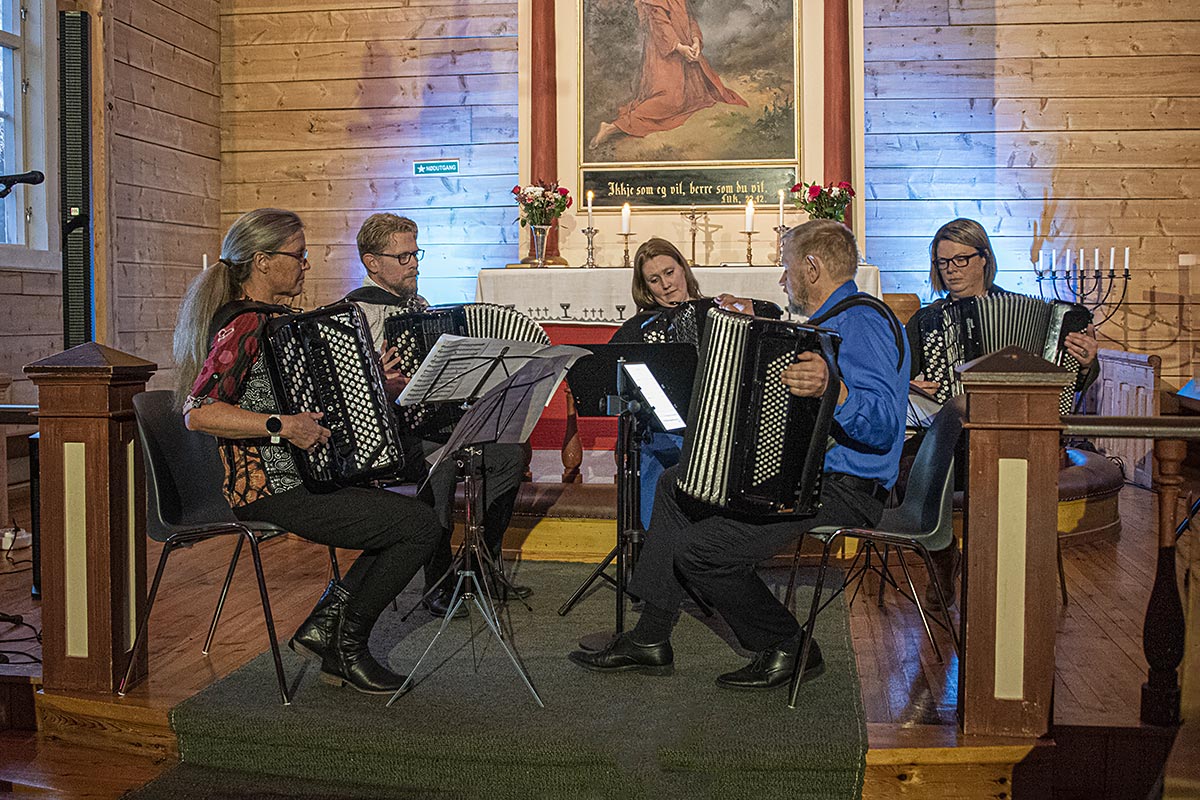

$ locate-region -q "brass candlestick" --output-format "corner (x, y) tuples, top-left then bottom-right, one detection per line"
(741, 231), (757, 266)
(582, 227), (598, 268)
(773, 224), (789, 267)
(619, 233), (635, 268)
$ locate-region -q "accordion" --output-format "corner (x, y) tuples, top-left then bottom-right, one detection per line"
(383, 303), (550, 435)
(622, 298), (784, 346)
(917, 294), (1092, 414)
(675, 308), (841, 518)
(264, 303), (405, 492)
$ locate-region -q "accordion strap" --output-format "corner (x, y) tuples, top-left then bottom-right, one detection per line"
(807, 293), (905, 372)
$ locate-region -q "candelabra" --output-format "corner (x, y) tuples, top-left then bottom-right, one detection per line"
(740, 231), (757, 267)
(679, 207), (707, 266)
(1034, 248), (1131, 326)
(618, 233), (635, 269)
(772, 224), (789, 267)
(582, 226), (598, 268)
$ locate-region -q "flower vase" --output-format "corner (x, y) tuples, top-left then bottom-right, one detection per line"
(529, 224), (551, 269)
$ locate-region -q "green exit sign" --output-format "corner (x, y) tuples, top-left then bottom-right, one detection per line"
(413, 159), (459, 176)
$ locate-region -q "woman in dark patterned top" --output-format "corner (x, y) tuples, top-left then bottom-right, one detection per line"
(907, 217), (1099, 397)
(174, 208), (440, 695)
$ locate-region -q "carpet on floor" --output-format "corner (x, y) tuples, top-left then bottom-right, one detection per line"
(141, 562), (865, 800)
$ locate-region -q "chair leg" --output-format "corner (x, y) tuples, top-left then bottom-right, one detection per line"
(917, 545), (960, 655)
(328, 546), (341, 582)
(245, 532), (290, 706)
(119, 543), (175, 696)
(203, 537), (245, 655)
(877, 544), (890, 608)
(896, 548), (943, 663)
(789, 535), (837, 709)
(783, 539), (803, 610)
(1057, 537), (1069, 606)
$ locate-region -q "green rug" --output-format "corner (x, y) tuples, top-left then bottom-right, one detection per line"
(151, 562), (865, 799)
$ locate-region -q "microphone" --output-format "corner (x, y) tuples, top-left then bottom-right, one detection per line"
(0, 170), (43, 198)
(0, 170), (44, 186)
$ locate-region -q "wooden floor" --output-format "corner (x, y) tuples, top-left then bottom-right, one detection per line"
(0, 481), (1179, 797)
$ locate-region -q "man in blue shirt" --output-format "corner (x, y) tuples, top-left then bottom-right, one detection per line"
(569, 219), (910, 690)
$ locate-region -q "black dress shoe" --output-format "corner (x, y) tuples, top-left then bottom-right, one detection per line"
(716, 640), (825, 690)
(423, 587), (468, 620)
(567, 633), (674, 676)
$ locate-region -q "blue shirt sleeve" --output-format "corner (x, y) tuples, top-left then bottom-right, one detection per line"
(830, 307), (905, 454)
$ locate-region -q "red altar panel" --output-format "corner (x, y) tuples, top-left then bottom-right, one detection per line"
(530, 322), (618, 451)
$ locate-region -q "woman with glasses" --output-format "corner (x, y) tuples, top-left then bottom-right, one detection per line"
(174, 207), (441, 695)
(903, 218), (1098, 610)
(907, 217), (1098, 397)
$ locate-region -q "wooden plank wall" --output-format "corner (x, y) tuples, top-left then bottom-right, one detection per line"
(863, 0), (1200, 386)
(0, 271), (60, 403)
(219, 1), (518, 309)
(110, 0), (222, 391)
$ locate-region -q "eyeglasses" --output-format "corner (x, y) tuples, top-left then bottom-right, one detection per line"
(265, 249), (308, 263)
(934, 251), (982, 271)
(373, 250), (424, 266)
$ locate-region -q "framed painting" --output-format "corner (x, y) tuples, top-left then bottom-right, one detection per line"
(579, 0), (799, 208)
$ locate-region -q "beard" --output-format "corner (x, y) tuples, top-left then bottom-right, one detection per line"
(785, 279), (808, 316)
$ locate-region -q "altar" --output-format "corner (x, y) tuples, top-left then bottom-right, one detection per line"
(475, 265), (882, 473)
(475, 265), (881, 325)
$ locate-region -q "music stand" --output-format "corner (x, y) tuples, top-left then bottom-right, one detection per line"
(556, 344), (699, 648)
(388, 340), (584, 708)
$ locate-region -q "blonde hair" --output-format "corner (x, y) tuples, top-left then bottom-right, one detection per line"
(173, 208), (304, 400)
(631, 237), (702, 311)
(928, 218), (997, 296)
(357, 213), (418, 260)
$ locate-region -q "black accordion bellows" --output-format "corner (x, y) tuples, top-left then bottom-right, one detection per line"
(264, 303), (405, 492)
(383, 303), (550, 436)
(918, 294), (1091, 413)
(675, 308), (841, 518)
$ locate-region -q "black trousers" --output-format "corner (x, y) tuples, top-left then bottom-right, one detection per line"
(422, 441), (524, 587)
(627, 466), (885, 652)
(235, 485), (440, 620)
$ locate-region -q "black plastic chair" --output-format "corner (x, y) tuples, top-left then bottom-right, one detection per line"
(119, 390), (336, 705)
(786, 399), (965, 708)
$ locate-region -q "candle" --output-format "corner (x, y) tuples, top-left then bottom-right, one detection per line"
(745, 198), (755, 232)
(203, 253), (208, 269)
(1109, 246), (1116, 277)
(1094, 247), (1101, 278)
(586, 190), (594, 229)
(1064, 247), (1071, 279)
(1124, 246), (1130, 277)
(1050, 249), (1056, 277)
(620, 202), (631, 234)
(1079, 249), (1084, 279)
(777, 189), (785, 227)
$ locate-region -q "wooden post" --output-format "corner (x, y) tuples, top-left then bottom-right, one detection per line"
(525, 0), (566, 264)
(0, 372), (11, 533)
(959, 347), (1072, 737)
(23, 343), (156, 694)
(1143, 438), (1187, 725)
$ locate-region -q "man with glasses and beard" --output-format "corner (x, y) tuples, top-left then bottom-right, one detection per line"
(345, 213), (529, 619)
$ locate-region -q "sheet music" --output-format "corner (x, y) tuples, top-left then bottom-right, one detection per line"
(398, 334), (588, 407)
(622, 362), (686, 431)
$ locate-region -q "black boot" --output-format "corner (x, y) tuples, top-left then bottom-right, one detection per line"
(320, 604), (407, 695)
(289, 580), (347, 663)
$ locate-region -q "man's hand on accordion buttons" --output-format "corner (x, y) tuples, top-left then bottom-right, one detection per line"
(911, 379), (940, 397)
(380, 345), (410, 401)
(285, 411), (331, 450)
(1064, 325), (1098, 367)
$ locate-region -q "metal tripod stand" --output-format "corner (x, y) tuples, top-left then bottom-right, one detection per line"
(388, 445), (543, 707)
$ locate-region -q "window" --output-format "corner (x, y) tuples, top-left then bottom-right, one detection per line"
(0, 0), (57, 265)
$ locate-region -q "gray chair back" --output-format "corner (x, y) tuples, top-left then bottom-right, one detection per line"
(879, 397), (965, 548)
(133, 390), (238, 540)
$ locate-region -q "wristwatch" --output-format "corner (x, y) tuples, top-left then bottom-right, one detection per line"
(265, 414), (283, 445)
